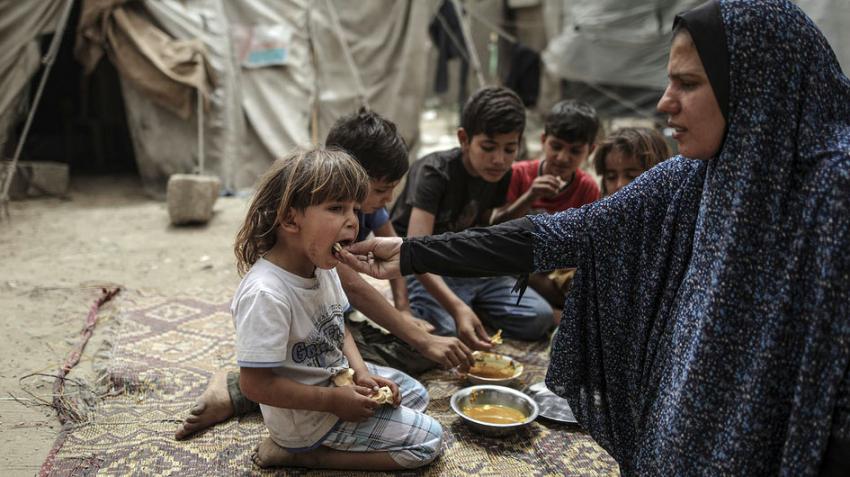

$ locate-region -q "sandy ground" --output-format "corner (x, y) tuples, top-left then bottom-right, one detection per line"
(0, 110), (560, 475)
(0, 175), (246, 476)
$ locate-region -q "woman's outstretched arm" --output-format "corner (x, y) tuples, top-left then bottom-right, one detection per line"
(339, 217), (537, 279)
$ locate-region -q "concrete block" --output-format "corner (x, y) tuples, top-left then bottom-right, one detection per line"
(166, 173), (221, 225)
(7, 161), (69, 199)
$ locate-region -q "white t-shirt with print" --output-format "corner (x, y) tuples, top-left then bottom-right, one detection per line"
(231, 258), (349, 449)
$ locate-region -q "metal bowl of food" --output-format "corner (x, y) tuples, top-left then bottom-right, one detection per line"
(466, 351), (524, 385)
(450, 385), (539, 436)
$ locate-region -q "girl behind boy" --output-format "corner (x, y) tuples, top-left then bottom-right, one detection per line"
(547, 127), (671, 295)
(232, 148), (442, 470)
(593, 127), (671, 196)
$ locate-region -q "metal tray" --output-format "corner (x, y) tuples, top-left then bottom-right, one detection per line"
(527, 381), (578, 424)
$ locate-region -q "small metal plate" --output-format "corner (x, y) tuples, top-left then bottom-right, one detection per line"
(527, 381), (578, 424)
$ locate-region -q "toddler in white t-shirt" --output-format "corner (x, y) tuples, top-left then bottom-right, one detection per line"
(232, 148), (442, 471)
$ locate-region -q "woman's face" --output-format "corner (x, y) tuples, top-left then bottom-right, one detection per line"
(657, 30), (726, 159)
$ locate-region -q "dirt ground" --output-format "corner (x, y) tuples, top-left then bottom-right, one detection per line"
(0, 175), (247, 475)
(0, 110), (565, 475)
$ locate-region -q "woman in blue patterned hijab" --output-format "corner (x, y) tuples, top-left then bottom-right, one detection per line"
(342, 0), (849, 474)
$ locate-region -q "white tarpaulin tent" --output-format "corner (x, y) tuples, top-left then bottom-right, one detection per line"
(0, 1), (66, 160)
(97, 0), (439, 195)
(1, 0), (439, 197)
(2, 0), (847, 198)
(541, 0), (849, 117)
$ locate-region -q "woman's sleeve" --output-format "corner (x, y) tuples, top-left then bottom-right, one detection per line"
(398, 205), (589, 277)
(400, 218), (537, 277)
(399, 158), (699, 279)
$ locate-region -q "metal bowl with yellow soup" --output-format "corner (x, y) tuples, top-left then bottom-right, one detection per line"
(450, 385), (539, 435)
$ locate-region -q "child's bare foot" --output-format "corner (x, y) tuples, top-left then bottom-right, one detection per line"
(252, 437), (296, 468)
(174, 370), (234, 440)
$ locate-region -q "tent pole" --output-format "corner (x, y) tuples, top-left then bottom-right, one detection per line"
(449, 0), (486, 88)
(1, 0), (75, 220)
(197, 88), (204, 175)
(307, 2), (320, 146)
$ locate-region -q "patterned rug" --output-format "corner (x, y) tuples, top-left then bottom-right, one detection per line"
(40, 288), (619, 476)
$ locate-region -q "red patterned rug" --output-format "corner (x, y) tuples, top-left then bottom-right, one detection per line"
(40, 288), (618, 476)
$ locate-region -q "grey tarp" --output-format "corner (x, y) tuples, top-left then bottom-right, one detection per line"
(542, 0), (704, 91)
(76, 0), (215, 120)
(111, 0), (438, 195)
(119, 0), (242, 196)
(541, 0), (847, 97)
(0, 1), (65, 153)
(309, 1), (439, 146)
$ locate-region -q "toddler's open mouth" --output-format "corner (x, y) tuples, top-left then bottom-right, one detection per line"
(332, 239), (354, 255)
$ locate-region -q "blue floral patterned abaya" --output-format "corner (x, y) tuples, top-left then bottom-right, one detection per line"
(535, 0), (850, 474)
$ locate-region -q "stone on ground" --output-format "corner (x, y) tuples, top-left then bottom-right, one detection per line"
(166, 174), (221, 225)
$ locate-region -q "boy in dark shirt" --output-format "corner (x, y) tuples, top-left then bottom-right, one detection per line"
(391, 87), (554, 349)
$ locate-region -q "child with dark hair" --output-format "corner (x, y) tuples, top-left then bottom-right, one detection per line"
(490, 100), (601, 308)
(327, 108), (408, 191)
(491, 100), (601, 223)
(593, 127), (670, 196)
(391, 86), (555, 349)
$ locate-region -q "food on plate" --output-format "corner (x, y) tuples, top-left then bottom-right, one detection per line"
(469, 352), (518, 379)
(461, 403), (527, 424)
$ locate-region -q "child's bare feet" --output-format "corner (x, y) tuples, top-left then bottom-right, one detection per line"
(174, 370), (234, 440)
(252, 437), (296, 468)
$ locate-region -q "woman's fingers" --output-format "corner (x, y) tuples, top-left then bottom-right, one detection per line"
(336, 247), (400, 280)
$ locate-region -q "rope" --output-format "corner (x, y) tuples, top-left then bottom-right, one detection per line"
(583, 80), (659, 121)
(324, 0), (370, 110)
(51, 287), (121, 425)
(464, 6), (518, 45)
(0, 0), (74, 221)
(37, 286), (120, 477)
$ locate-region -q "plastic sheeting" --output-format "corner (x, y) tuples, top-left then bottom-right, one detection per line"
(543, 0), (848, 92)
(309, 1), (439, 145)
(124, 0), (438, 195)
(0, 1), (65, 153)
(542, 0), (704, 91)
(116, 0), (243, 196)
(223, 0), (314, 189)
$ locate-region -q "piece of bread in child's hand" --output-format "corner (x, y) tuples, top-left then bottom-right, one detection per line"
(333, 368), (355, 387)
(490, 329), (503, 345)
(371, 385), (394, 404)
(333, 368), (392, 404)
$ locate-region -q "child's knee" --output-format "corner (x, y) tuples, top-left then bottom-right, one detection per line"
(420, 422), (444, 465)
(406, 419), (444, 467)
(404, 378), (430, 411)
